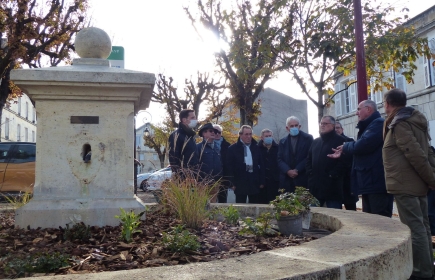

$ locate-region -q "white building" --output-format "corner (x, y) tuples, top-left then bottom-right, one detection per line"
(1, 94), (37, 142)
(329, 5), (435, 140)
(135, 123), (166, 173)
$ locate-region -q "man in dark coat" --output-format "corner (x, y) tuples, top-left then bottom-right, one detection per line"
(258, 129), (280, 204)
(329, 100), (394, 217)
(168, 109), (198, 173)
(335, 121), (358, 211)
(213, 124), (231, 203)
(278, 116), (313, 193)
(227, 125), (265, 203)
(196, 123), (223, 202)
(306, 116), (346, 209)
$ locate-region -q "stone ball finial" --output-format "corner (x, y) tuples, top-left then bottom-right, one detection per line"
(75, 27), (112, 59)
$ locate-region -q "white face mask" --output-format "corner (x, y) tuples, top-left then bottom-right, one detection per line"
(188, 119), (198, 128)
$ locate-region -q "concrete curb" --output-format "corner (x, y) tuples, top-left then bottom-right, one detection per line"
(5, 205), (412, 279)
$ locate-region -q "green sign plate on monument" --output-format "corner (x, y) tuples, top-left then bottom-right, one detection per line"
(108, 46), (124, 68)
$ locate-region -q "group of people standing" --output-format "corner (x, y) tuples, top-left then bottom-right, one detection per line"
(168, 88), (435, 279)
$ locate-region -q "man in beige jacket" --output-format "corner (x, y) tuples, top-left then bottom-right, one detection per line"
(383, 88), (435, 280)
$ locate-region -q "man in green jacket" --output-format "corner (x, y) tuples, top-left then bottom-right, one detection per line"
(383, 89), (435, 280)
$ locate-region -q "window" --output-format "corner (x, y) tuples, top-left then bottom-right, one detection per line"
(25, 102), (28, 119)
(33, 108), (36, 123)
(24, 128), (28, 142)
(394, 70), (407, 92)
(424, 37), (435, 88)
(153, 154), (158, 160)
(139, 154), (144, 160)
(11, 144), (36, 163)
(17, 124), (21, 142)
(32, 131), (35, 142)
(0, 144), (12, 163)
(5, 118), (9, 140)
(334, 77), (357, 116)
(17, 97), (21, 116)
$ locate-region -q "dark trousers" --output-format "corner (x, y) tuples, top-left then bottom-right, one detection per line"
(317, 199), (342, 209)
(344, 202), (357, 211)
(361, 193), (394, 218)
(427, 189), (435, 235)
(235, 194), (258, 204)
(395, 194), (433, 278)
(258, 186), (268, 204)
(217, 186), (228, 203)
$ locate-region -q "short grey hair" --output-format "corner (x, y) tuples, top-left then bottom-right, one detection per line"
(213, 124), (223, 132)
(286, 116), (300, 126)
(238, 125), (252, 135)
(335, 121), (343, 128)
(322, 115), (336, 125)
(362, 99), (378, 112)
(261, 128), (272, 136)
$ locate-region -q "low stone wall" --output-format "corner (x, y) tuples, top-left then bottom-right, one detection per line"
(22, 205), (412, 280)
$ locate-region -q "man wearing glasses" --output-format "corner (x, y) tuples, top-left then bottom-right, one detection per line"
(306, 116), (346, 208)
(328, 100), (393, 217)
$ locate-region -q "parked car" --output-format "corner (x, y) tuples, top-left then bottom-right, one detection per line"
(0, 142), (36, 199)
(137, 170), (155, 191)
(146, 166), (172, 191)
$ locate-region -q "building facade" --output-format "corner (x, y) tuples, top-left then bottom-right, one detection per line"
(135, 123), (166, 174)
(328, 5), (435, 141)
(1, 94), (37, 142)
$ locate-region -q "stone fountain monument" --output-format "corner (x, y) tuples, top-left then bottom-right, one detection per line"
(11, 27), (155, 228)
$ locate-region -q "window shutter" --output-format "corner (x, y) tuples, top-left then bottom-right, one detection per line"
(335, 84), (342, 116)
(395, 71), (407, 92)
(429, 37), (435, 87)
(424, 55), (431, 88)
(349, 79), (357, 112)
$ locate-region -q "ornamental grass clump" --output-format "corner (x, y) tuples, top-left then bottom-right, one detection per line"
(161, 169), (217, 229)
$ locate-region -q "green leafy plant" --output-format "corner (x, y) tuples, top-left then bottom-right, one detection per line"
(294, 186), (320, 211)
(162, 225), (200, 253)
(115, 208), (145, 243)
(5, 252), (70, 277)
(270, 189), (305, 220)
(239, 212), (275, 239)
(161, 169), (217, 229)
(209, 205), (240, 225)
(63, 222), (91, 241)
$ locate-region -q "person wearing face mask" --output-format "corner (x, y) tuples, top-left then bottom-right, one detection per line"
(258, 129), (280, 203)
(213, 124), (232, 203)
(168, 109), (199, 173)
(277, 116), (313, 193)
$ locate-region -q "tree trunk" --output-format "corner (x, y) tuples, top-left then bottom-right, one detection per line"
(159, 154), (165, 168)
(0, 67), (12, 142)
(239, 107), (254, 127)
(317, 88), (325, 123)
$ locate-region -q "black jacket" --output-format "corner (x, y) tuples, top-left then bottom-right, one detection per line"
(258, 140), (280, 183)
(227, 138), (265, 195)
(168, 123), (198, 171)
(196, 140), (223, 179)
(277, 131), (313, 192)
(219, 137), (232, 187)
(306, 130), (346, 201)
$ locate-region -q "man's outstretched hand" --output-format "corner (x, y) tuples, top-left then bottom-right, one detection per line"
(327, 145), (343, 159)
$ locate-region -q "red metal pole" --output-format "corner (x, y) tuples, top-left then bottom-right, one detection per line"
(353, 0), (368, 102)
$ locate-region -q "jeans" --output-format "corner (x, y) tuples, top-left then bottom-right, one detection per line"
(361, 193), (394, 218)
(395, 194), (434, 279)
(317, 199), (342, 209)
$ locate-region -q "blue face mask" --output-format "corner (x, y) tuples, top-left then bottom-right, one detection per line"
(289, 127), (299, 136)
(263, 137), (273, 145)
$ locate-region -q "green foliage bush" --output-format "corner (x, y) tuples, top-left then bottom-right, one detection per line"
(162, 225), (200, 253)
(5, 252), (70, 277)
(239, 212), (275, 239)
(115, 208), (144, 243)
(209, 205), (240, 225)
(63, 222), (91, 241)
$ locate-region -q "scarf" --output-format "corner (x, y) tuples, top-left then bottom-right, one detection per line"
(179, 122), (196, 137)
(214, 137), (223, 151)
(240, 139), (253, 172)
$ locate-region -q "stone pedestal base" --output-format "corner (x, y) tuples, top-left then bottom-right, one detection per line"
(14, 196), (146, 229)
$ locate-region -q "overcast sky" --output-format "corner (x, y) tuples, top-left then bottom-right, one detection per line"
(87, 0), (435, 135)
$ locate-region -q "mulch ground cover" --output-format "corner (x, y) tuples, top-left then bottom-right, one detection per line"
(0, 207), (318, 279)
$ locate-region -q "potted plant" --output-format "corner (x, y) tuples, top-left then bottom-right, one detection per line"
(270, 190), (306, 236)
(294, 187), (319, 229)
